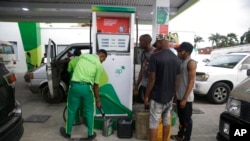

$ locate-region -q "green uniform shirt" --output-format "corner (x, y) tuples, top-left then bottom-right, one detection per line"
(26, 57), (33, 71)
(71, 54), (103, 85)
(67, 56), (80, 73)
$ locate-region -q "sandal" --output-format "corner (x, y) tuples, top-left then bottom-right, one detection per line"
(170, 135), (183, 141)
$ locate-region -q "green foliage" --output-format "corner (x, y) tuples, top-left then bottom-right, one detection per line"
(194, 35), (204, 48)
(194, 29), (250, 48)
(208, 32), (240, 48)
(240, 29), (250, 44)
(227, 33), (238, 46)
(208, 33), (221, 47)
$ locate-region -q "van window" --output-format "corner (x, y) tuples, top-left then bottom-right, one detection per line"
(5, 46), (14, 54)
(57, 45), (68, 54)
(60, 50), (73, 60)
(206, 55), (245, 68)
(0, 45), (14, 54)
(242, 56), (250, 64)
(81, 50), (89, 54)
(59, 48), (91, 60)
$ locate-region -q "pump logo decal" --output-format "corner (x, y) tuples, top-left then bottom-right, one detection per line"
(115, 66), (125, 75)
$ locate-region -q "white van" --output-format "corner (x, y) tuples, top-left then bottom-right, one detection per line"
(0, 41), (16, 70)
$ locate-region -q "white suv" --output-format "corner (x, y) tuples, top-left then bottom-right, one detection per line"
(194, 52), (250, 104)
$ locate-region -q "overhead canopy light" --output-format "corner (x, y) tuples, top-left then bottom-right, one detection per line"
(22, 8), (29, 11)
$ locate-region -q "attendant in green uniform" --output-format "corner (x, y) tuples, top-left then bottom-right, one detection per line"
(26, 52), (35, 71)
(60, 49), (107, 140)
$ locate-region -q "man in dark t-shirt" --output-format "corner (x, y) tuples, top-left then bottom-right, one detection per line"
(144, 34), (181, 141)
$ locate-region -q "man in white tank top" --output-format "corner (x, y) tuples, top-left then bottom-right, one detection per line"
(171, 42), (197, 141)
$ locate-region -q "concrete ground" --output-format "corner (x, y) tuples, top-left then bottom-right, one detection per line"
(15, 73), (224, 141)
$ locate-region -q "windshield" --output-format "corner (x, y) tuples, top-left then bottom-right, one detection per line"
(206, 54), (245, 68)
(0, 45), (14, 54)
(55, 45), (70, 60)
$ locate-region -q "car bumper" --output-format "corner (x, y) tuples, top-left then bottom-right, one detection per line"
(27, 82), (40, 93)
(193, 81), (212, 95)
(0, 118), (24, 141)
(0, 101), (24, 141)
(27, 78), (46, 93)
(217, 112), (250, 141)
(23, 72), (30, 82)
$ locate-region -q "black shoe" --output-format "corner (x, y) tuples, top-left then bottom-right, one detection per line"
(60, 127), (71, 138)
(81, 132), (96, 140)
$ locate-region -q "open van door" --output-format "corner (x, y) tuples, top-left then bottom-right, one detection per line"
(44, 40), (92, 103)
(45, 39), (64, 103)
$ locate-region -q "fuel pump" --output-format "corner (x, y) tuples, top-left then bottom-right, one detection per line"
(91, 6), (136, 112)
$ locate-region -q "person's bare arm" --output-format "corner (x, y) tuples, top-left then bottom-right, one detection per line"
(133, 66), (142, 95)
(180, 60), (197, 108)
(136, 68), (142, 88)
(135, 66), (142, 87)
(144, 71), (155, 108)
(93, 83), (101, 108)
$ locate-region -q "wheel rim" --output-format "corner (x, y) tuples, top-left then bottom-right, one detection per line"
(45, 91), (59, 100)
(43, 87), (63, 103)
(214, 86), (228, 102)
(44, 91), (52, 100)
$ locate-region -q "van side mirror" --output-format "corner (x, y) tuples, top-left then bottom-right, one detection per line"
(247, 69), (250, 76)
(240, 64), (250, 70)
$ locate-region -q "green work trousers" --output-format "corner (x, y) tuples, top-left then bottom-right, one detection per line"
(69, 73), (85, 125)
(66, 82), (95, 136)
(74, 99), (85, 124)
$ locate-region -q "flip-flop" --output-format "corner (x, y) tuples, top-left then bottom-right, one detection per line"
(170, 135), (183, 141)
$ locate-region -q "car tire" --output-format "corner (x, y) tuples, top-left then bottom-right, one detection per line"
(42, 85), (64, 104)
(207, 82), (230, 104)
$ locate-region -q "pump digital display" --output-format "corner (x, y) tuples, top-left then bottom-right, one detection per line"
(96, 33), (130, 52)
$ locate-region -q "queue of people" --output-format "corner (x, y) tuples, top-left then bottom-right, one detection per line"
(134, 34), (196, 141)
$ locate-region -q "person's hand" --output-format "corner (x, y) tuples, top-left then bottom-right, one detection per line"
(144, 96), (149, 110)
(180, 99), (187, 109)
(133, 86), (139, 95)
(96, 100), (101, 108)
